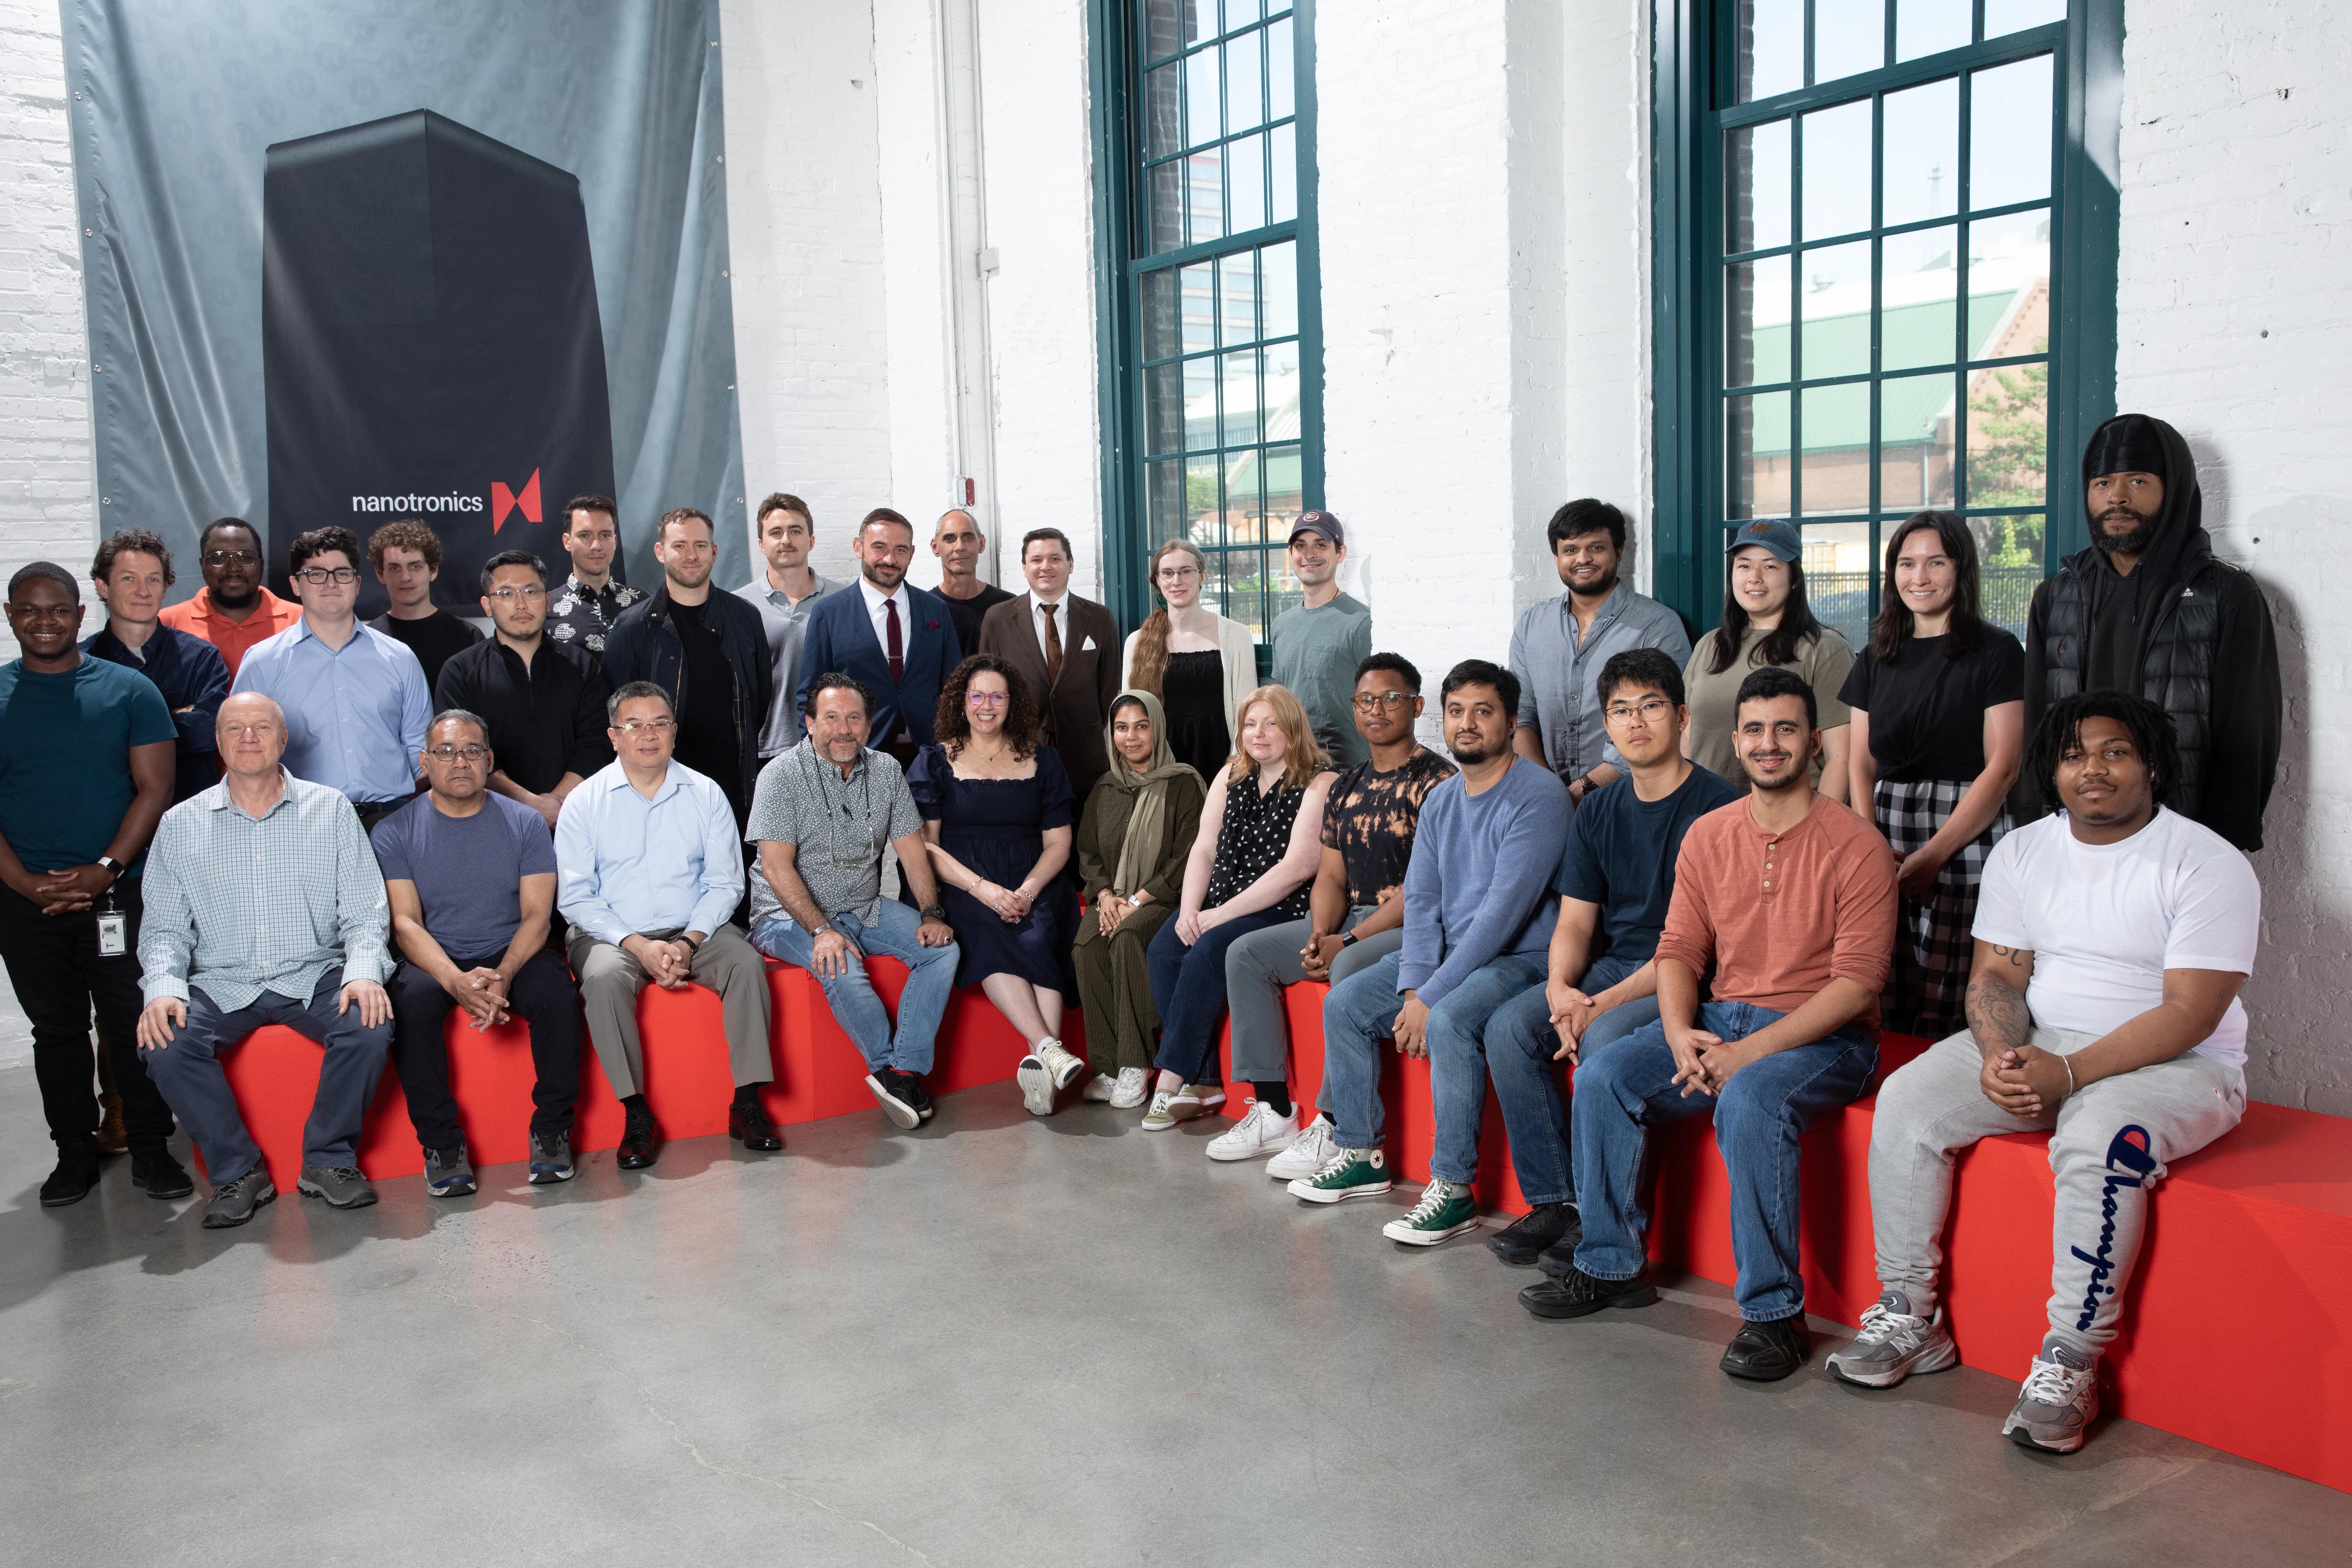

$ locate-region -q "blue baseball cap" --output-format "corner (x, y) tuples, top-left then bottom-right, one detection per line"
(1726, 519), (1800, 562)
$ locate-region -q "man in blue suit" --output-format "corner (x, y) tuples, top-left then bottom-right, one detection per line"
(794, 509), (963, 769)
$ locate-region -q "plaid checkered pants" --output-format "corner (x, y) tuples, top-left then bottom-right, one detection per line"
(1873, 777), (2010, 1037)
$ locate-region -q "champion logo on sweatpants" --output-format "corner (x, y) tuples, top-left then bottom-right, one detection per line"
(2071, 1124), (2157, 1331)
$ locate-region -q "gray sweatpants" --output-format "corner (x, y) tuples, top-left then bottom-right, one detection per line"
(1227, 909), (1401, 1111)
(1869, 1027), (2244, 1358)
(568, 924), (775, 1099)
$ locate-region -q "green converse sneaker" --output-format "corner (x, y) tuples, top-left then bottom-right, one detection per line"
(1287, 1146), (1391, 1204)
(1383, 1179), (1481, 1246)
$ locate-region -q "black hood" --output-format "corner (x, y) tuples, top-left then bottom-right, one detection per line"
(2079, 412), (2208, 590)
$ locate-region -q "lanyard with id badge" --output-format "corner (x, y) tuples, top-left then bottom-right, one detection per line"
(97, 884), (129, 957)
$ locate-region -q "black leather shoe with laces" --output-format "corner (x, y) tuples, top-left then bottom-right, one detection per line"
(1721, 1314), (1812, 1381)
(729, 1099), (783, 1151)
(617, 1110), (660, 1170)
(1518, 1265), (1660, 1320)
(1488, 1200), (1579, 1266)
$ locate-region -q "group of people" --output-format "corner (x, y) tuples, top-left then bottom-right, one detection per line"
(0, 411), (2279, 1458)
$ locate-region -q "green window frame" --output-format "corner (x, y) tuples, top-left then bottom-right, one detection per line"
(1091, 0), (1323, 652)
(1652, 0), (2121, 642)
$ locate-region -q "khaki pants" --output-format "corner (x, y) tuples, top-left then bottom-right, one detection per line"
(567, 924), (773, 1099)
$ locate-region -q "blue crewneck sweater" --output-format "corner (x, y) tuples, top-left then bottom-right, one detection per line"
(1397, 757), (1569, 1006)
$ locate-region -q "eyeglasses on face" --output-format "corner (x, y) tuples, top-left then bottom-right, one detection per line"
(201, 549), (259, 566)
(294, 567), (359, 586)
(1604, 698), (1674, 723)
(613, 717), (676, 734)
(485, 585), (547, 603)
(1156, 564), (1202, 581)
(965, 691), (1009, 707)
(220, 723), (279, 739)
(425, 745), (489, 763)
(1353, 691), (1410, 712)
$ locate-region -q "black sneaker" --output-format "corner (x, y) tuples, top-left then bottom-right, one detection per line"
(130, 1148), (195, 1200)
(38, 1143), (102, 1208)
(1518, 1265), (1660, 1320)
(866, 1070), (922, 1130)
(201, 1165), (276, 1228)
(905, 1072), (935, 1123)
(422, 1143), (477, 1198)
(1488, 1200), (1579, 1266)
(526, 1131), (576, 1185)
(1721, 1313), (1812, 1381)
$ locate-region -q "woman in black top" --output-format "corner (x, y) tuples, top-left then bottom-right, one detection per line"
(1840, 511), (2026, 1034)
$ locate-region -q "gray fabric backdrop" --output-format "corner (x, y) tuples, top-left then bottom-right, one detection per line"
(60, 0), (746, 597)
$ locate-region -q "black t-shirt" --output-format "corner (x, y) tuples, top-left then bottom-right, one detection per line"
(1555, 762), (1743, 964)
(669, 598), (741, 805)
(1839, 629), (2025, 783)
(368, 609), (484, 692)
(939, 582), (1015, 658)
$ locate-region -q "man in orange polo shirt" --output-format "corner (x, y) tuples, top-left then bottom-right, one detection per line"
(1522, 665), (1896, 1384)
(158, 518), (300, 679)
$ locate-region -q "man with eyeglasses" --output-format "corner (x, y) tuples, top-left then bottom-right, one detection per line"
(545, 493), (645, 660)
(731, 492), (842, 766)
(1474, 648), (1740, 1273)
(1213, 653), (1455, 1171)
(373, 710), (582, 1194)
(434, 550), (613, 832)
(159, 517), (300, 678)
(233, 526), (432, 831)
(364, 519), (483, 691)
(556, 682), (779, 1169)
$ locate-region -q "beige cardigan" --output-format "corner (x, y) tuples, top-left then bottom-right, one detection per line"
(1120, 613), (1260, 739)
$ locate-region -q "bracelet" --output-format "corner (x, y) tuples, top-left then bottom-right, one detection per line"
(2061, 1053), (2077, 1097)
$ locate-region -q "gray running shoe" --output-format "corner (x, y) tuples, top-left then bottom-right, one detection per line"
(296, 1164), (379, 1210)
(2002, 1340), (2099, 1454)
(527, 1131), (576, 1185)
(1825, 1291), (1959, 1388)
(422, 1143), (477, 1198)
(201, 1166), (277, 1229)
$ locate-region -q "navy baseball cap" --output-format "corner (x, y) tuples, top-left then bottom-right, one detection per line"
(1288, 510), (1345, 547)
(1726, 519), (1800, 562)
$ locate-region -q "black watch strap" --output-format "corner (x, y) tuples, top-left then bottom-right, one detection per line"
(1338, 930), (1358, 948)
(920, 904), (948, 922)
(96, 855), (125, 877)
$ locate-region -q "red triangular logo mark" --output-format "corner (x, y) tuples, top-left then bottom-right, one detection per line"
(490, 468), (543, 533)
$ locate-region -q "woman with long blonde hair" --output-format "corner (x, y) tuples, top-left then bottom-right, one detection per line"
(1138, 685), (1335, 1130)
(1120, 537), (1258, 781)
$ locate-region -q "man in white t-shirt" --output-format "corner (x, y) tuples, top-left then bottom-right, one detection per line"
(1827, 691), (2256, 1455)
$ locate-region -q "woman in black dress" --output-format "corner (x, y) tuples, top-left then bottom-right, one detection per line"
(907, 655), (1082, 1116)
(1120, 538), (1258, 780)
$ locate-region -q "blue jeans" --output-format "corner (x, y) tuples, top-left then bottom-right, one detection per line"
(750, 902), (960, 1075)
(1146, 909), (1288, 1083)
(1327, 949), (1554, 1159)
(1479, 951), (1655, 1204)
(1571, 1002), (1876, 1322)
(1416, 951), (1556, 1189)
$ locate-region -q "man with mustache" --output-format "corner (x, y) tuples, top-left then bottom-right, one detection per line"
(158, 517), (300, 679)
(2022, 413), (2280, 850)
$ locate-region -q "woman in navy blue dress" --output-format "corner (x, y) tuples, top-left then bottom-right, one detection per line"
(907, 654), (1082, 1116)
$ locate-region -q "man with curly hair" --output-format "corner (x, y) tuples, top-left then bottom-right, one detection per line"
(365, 519), (483, 691)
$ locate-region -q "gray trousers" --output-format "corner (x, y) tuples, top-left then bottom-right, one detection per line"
(567, 924), (773, 1099)
(1868, 1027), (2244, 1358)
(1226, 909), (1402, 1109)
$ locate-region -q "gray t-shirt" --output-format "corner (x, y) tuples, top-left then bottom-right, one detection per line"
(371, 792), (557, 960)
(745, 742), (924, 930)
(1269, 590), (1373, 768)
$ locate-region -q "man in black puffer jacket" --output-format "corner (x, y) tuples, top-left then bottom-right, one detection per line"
(2023, 413), (2280, 851)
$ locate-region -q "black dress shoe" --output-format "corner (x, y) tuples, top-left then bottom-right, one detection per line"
(617, 1114), (660, 1170)
(1518, 1265), (1660, 1320)
(1721, 1314), (1812, 1381)
(1488, 1200), (1580, 1266)
(130, 1148), (195, 1200)
(728, 1100), (783, 1152)
(39, 1144), (103, 1208)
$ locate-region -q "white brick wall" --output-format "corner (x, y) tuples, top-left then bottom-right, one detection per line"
(2115, 1), (2352, 1113)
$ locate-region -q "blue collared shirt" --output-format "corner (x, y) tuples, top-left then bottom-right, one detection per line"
(1507, 584), (1693, 780)
(232, 617), (431, 803)
(554, 760), (744, 944)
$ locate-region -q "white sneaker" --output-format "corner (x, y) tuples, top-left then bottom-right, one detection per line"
(1081, 1073), (1119, 1102)
(1110, 1067), (1149, 1109)
(1205, 1100), (1299, 1162)
(1015, 1052), (1056, 1117)
(1036, 1037), (1086, 1089)
(1266, 1115), (1338, 1181)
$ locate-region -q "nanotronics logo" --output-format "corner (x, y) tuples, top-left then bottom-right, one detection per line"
(351, 492), (485, 513)
(346, 467), (542, 533)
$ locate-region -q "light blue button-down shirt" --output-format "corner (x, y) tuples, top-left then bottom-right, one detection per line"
(232, 617), (431, 802)
(554, 759), (745, 945)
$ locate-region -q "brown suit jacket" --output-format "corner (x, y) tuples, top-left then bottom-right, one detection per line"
(979, 590), (1121, 801)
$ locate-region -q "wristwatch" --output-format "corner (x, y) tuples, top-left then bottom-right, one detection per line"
(1338, 930), (1359, 949)
(95, 855), (125, 880)
(920, 904), (948, 922)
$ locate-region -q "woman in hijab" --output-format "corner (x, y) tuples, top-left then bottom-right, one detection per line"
(1069, 690), (1207, 1108)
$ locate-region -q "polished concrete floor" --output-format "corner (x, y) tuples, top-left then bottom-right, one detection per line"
(3, 1063), (2347, 1568)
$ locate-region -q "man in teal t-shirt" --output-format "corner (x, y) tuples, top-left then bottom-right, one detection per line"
(0, 562), (182, 1207)
(1268, 511), (1374, 768)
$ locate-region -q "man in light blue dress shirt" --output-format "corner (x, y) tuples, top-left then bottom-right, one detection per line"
(556, 681), (778, 1170)
(731, 492), (842, 762)
(233, 526), (430, 828)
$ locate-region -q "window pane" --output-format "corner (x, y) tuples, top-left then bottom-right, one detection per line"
(1269, 122), (1297, 223)
(1877, 370), (1958, 508)
(1800, 100), (1872, 240)
(1897, 0), (1971, 61)
(1186, 454), (1222, 545)
(1267, 17), (1294, 121)
(1180, 261), (1216, 353)
(1141, 267), (1178, 360)
(1227, 131), (1267, 232)
(1184, 357), (1218, 450)
(1146, 458), (1186, 542)
(1970, 514), (2044, 634)
(1882, 76), (1959, 226)
(1737, 0), (1802, 102)
(1800, 381), (1872, 513)
(1881, 224), (1958, 370)
(1260, 240), (1298, 337)
(1148, 163), (1185, 253)
(1226, 0), (1263, 27)
(1141, 0), (1204, 61)
(1965, 359), (2048, 507)
(1970, 54), (2054, 210)
(1222, 347), (1261, 445)
(1219, 251), (1258, 345)
(1966, 208), (2050, 359)
(1725, 118), (1792, 254)
(1187, 149), (1225, 243)
(1984, 0), (2065, 38)
(1727, 390), (1792, 518)
(1798, 239), (1871, 380)
(1263, 340), (1301, 439)
(1726, 252), (1792, 387)
(1185, 46), (1220, 148)
(1225, 448), (1265, 550)
(1144, 363), (1182, 454)
(1262, 441), (1303, 532)
(1812, 0), (1885, 86)
(1225, 33), (1264, 133)
(1144, 63), (1182, 160)
(1802, 522), (1875, 646)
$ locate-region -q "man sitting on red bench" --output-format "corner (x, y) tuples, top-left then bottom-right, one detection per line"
(1829, 692), (2257, 1455)
(135, 691), (395, 1227)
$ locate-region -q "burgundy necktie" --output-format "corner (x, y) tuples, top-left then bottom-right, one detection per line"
(886, 596), (905, 684)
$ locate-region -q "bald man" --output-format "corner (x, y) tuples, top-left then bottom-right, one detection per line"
(931, 507), (1015, 656)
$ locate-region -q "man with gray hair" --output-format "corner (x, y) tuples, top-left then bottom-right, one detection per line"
(373, 708), (582, 1195)
(556, 680), (778, 1170)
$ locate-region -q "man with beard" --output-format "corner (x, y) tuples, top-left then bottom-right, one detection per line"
(1288, 660), (1568, 1249)
(1509, 499), (1692, 806)
(434, 550), (612, 832)
(1524, 666), (1895, 1384)
(794, 508), (964, 769)
(544, 495), (646, 662)
(2023, 413), (2280, 850)
(159, 518), (300, 678)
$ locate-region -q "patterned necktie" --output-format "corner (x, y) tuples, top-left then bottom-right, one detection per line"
(885, 596), (905, 684)
(1042, 600), (1063, 688)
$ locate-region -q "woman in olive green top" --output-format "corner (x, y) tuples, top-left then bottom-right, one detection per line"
(1682, 519), (1853, 801)
(1071, 691), (1207, 1106)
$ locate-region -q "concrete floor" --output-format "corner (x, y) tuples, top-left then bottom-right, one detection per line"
(3, 1063), (2347, 1568)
